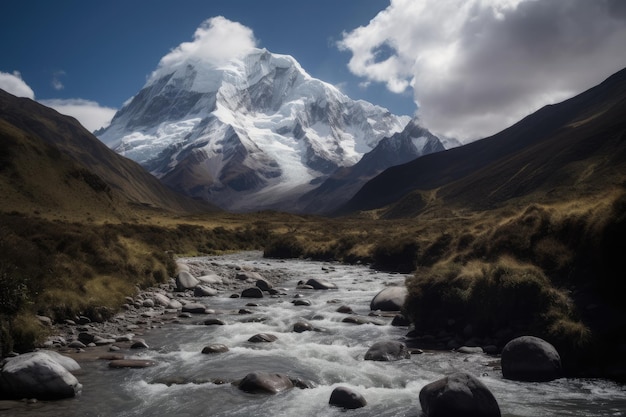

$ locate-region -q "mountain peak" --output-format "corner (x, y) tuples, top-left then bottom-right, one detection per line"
(98, 48), (411, 212)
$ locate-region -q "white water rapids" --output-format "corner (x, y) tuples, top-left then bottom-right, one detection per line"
(7, 252), (625, 416)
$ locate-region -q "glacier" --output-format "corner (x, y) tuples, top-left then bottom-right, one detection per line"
(98, 48), (416, 212)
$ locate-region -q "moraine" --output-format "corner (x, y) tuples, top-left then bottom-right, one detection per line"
(5, 252), (625, 416)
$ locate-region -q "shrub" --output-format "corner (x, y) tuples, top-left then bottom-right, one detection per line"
(372, 238), (419, 273)
(263, 234), (304, 259)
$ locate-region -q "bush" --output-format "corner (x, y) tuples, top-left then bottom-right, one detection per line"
(263, 234), (304, 259)
(372, 238), (419, 273)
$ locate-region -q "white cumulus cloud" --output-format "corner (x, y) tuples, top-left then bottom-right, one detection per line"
(150, 16), (258, 82)
(339, 0), (626, 142)
(0, 71), (35, 99)
(39, 98), (117, 132)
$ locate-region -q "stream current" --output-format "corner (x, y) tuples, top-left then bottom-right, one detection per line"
(9, 252), (626, 416)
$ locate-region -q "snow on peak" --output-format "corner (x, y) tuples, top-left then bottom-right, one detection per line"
(98, 46), (410, 212)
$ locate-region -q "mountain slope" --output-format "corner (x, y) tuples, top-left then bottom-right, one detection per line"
(340, 67), (626, 217)
(0, 89), (216, 219)
(297, 118), (445, 214)
(98, 48), (410, 212)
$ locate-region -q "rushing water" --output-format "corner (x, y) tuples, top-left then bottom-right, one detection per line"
(6, 252), (625, 416)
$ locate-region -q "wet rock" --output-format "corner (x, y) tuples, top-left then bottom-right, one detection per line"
(176, 271), (199, 291)
(329, 386), (367, 409)
(501, 336), (562, 382)
(181, 303), (209, 314)
(109, 359), (156, 369)
(292, 299), (312, 306)
(364, 340), (411, 361)
(241, 287), (264, 298)
(201, 344), (229, 354)
(370, 286), (407, 311)
(293, 321), (314, 333)
(419, 372), (501, 417)
(203, 318), (226, 326)
(457, 346), (484, 354)
(130, 339), (149, 349)
(255, 279), (273, 291)
(238, 371), (293, 394)
(248, 333), (278, 343)
(342, 316), (384, 326)
(305, 278), (337, 290)
(194, 285), (218, 297)
(0, 352), (82, 400)
(238, 309), (254, 315)
(68, 340), (86, 349)
(336, 305), (354, 314)
(391, 314), (410, 326)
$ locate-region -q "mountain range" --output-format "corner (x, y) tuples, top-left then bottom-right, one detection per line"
(97, 48), (442, 212)
(0, 89), (216, 221)
(340, 67), (626, 218)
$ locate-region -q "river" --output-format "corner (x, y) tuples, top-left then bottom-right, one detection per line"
(5, 252), (625, 416)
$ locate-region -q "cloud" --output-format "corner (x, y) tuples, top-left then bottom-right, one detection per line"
(150, 16), (257, 81)
(0, 71), (35, 99)
(39, 98), (117, 132)
(339, 0), (626, 142)
(52, 70), (66, 90)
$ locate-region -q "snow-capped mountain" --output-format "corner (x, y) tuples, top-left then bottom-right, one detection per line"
(296, 117), (445, 214)
(98, 48), (411, 211)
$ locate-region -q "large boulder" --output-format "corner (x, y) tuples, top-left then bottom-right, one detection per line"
(176, 271), (199, 291)
(419, 372), (501, 417)
(501, 336), (562, 382)
(370, 286), (407, 311)
(305, 278), (337, 290)
(329, 386), (367, 409)
(241, 287), (264, 298)
(364, 340), (411, 361)
(0, 352), (82, 400)
(238, 371), (293, 394)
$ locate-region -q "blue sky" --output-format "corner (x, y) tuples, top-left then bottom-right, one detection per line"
(2, 0), (626, 141)
(0, 1), (413, 123)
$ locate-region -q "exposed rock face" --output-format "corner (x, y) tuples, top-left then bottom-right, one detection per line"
(237, 371), (293, 394)
(329, 386), (367, 409)
(501, 336), (562, 382)
(0, 352), (82, 400)
(419, 372), (501, 417)
(364, 340), (411, 361)
(370, 286), (407, 311)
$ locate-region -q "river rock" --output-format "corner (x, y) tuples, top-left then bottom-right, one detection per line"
(501, 336), (562, 382)
(329, 386), (367, 409)
(248, 333), (278, 343)
(0, 352), (82, 400)
(201, 344), (229, 354)
(419, 372), (501, 417)
(336, 305), (354, 314)
(194, 285), (218, 297)
(238, 371), (293, 394)
(153, 293), (171, 307)
(181, 303), (208, 314)
(293, 321), (314, 333)
(305, 278), (337, 290)
(236, 271), (264, 282)
(370, 286), (407, 311)
(109, 359), (156, 369)
(364, 340), (411, 361)
(168, 299), (183, 309)
(391, 314), (410, 326)
(130, 339), (149, 349)
(457, 346), (484, 354)
(203, 318), (226, 326)
(342, 316), (384, 326)
(292, 299), (312, 306)
(197, 274), (223, 285)
(255, 279), (273, 291)
(241, 287), (264, 298)
(176, 271), (199, 291)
